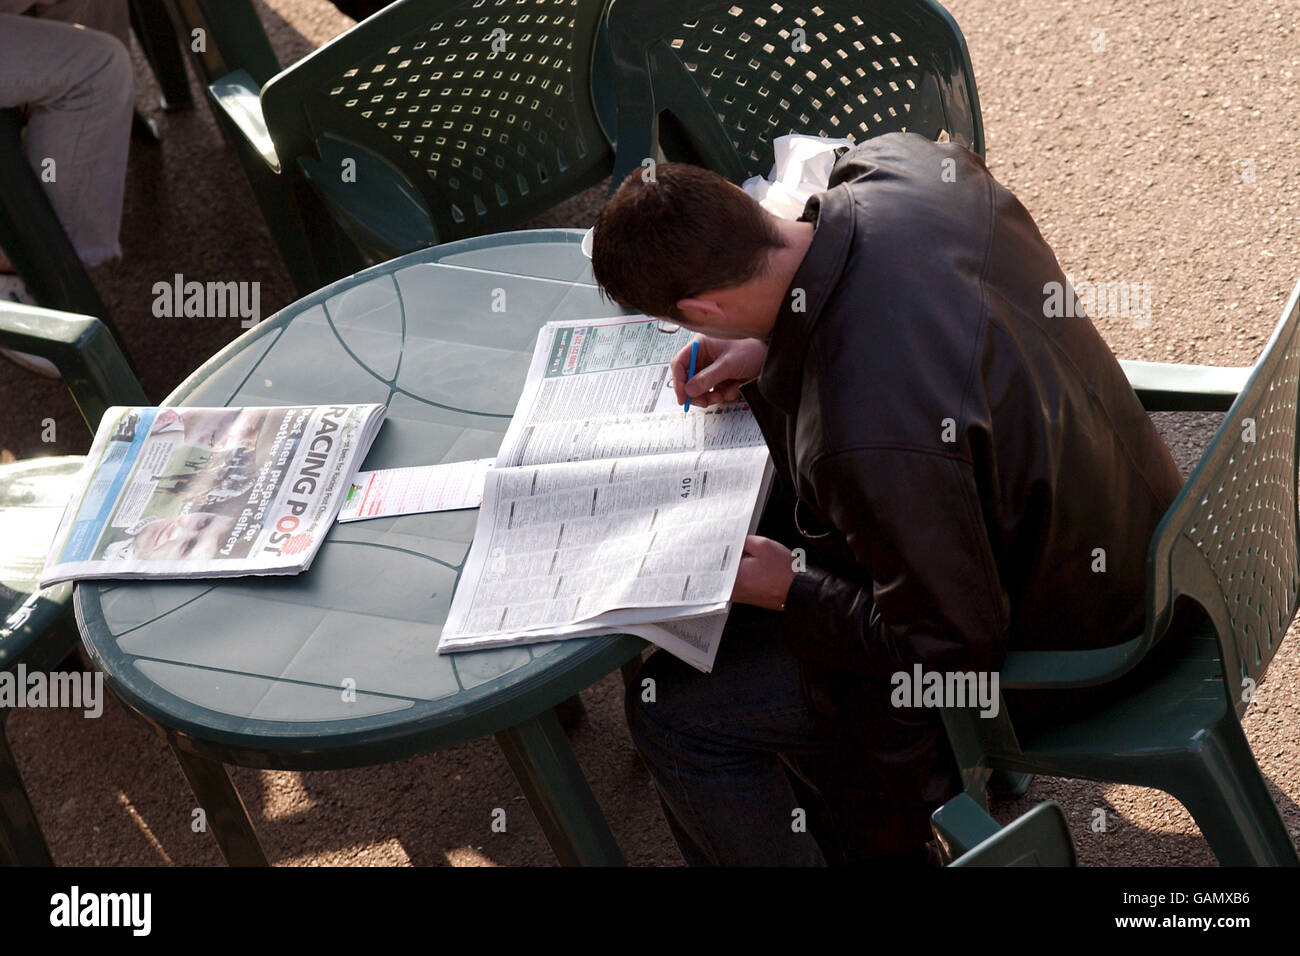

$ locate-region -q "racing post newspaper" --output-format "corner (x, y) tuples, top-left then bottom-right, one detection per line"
(39, 404), (387, 587)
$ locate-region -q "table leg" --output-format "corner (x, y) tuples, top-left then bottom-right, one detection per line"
(0, 724), (53, 866)
(495, 708), (625, 866)
(554, 693), (586, 731)
(169, 742), (269, 866)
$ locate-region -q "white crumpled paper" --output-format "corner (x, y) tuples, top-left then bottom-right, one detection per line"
(581, 134), (854, 257)
(739, 133), (855, 219)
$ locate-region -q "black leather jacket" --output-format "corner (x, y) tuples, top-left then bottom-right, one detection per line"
(741, 132), (1183, 703)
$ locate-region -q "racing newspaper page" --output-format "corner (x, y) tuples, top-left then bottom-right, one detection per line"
(439, 316), (772, 672)
(39, 404), (386, 587)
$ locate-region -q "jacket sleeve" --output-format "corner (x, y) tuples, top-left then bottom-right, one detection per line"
(780, 447), (1011, 675)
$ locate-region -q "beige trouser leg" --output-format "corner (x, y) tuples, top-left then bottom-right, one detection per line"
(24, 0), (131, 49)
(0, 3), (134, 265)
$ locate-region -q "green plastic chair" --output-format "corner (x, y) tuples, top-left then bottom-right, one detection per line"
(179, 0), (617, 295)
(167, 0), (361, 297)
(0, 301), (147, 866)
(941, 277), (1300, 866)
(604, 0), (984, 185)
(931, 793), (1078, 866)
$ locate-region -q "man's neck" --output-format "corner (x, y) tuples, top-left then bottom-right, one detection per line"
(756, 219), (816, 340)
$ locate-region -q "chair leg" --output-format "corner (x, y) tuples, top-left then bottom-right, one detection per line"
(0, 721), (53, 866)
(288, 175), (368, 290)
(132, 108), (161, 143)
(169, 742), (269, 866)
(988, 769), (1034, 798)
(939, 707), (995, 810)
(495, 709), (625, 866)
(0, 111), (111, 324)
(1165, 717), (1300, 866)
(129, 0), (195, 111)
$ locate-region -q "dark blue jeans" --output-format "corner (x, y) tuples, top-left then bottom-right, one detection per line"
(624, 605), (951, 866)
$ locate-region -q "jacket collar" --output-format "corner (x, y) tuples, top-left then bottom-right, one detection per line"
(755, 184), (856, 413)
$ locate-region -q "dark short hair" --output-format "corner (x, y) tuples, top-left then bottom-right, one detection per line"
(590, 163), (784, 320)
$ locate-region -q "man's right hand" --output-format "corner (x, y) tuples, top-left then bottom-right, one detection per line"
(670, 336), (768, 408)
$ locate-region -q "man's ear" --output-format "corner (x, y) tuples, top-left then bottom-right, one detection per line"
(675, 297), (727, 326)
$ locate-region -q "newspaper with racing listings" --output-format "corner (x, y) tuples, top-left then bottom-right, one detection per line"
(39, 403), (387, 586)
(438, 316), (773, 672)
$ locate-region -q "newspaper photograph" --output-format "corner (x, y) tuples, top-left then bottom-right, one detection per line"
(440, 316), (773, 672)
(39, 403), (387, 586)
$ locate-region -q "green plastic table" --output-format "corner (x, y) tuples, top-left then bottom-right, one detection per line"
(74, 230), (648, 866)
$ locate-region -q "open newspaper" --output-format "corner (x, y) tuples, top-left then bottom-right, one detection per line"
(39, 404), (386, 586)
(439, 316), (772, 672)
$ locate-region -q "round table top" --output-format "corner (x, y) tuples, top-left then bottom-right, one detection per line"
(74, 229), (645, 768)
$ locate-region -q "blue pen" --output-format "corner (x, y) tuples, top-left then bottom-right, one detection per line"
(683, 340), (700, 414)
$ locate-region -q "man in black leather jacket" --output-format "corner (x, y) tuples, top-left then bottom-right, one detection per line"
(590, 132), (1184, 865)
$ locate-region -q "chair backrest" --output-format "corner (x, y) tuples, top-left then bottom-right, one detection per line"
(1146, 278), (1300, 717)
(260, 0), (616, 247)
(605, 0), (983, 186)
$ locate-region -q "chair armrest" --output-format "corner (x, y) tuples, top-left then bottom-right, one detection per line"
(930, 792), (1001, 861)
(208, 69), (280, 172)
(998, 635), (1148, 690)
(1119, 358), (1250, 412)
(0, 302), (147, 431)
(949, 800), (1077, 867)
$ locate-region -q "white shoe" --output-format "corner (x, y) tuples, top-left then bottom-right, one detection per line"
(0, 274), (60, 379)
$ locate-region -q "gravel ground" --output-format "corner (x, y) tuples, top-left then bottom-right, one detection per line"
(2, 0), (1298, 866)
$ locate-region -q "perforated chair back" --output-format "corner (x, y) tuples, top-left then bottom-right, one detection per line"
(605, 0), (983, 186)
(1145, 280), (1300, 717)
(260, 0), (615, 249)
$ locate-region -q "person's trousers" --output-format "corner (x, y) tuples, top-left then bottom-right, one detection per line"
(0, 0), (133, 266)
(624, 604), (955, 866)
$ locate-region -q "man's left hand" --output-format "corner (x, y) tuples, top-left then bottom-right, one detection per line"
(731, 535), (797, 611)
